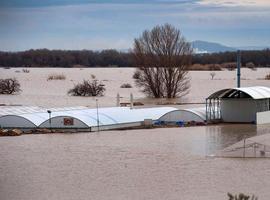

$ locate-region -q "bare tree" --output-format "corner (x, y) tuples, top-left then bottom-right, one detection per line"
(132, 23), (192, 98)
(68, 79), (105, 96)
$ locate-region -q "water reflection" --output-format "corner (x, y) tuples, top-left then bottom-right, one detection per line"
(204, 124), (269, 155)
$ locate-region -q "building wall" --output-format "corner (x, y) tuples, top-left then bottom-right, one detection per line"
(257, 111), (270, 125)
(221, 99), (257, 123)
(159, 110), (205, 123)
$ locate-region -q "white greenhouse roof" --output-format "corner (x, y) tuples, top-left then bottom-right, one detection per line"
(0, 106), (87, 116)
(183, 107), (206, 121)
(207, 86), (270, 100)
(0, 106), (178, 128)
(159, 107), (206, 121)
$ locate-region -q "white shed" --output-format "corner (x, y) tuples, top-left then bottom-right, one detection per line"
(206, 86), (270, 123)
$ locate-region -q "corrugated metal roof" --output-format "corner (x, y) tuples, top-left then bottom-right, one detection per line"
(207, 86), (270, 99)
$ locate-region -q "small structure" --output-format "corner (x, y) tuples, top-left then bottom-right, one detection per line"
(206, 86), (270, 123)
(216, 134), (270, 158)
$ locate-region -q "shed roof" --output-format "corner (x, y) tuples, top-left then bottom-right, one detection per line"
(207, 86), (270, 100)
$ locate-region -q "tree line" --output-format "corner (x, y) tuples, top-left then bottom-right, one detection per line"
(0, 49), (134, 68)
(193, 49), (270, 67)
(0, 48), (270, 68)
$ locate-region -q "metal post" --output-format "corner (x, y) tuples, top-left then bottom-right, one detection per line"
(47, 110), (52, 132)
(116, 93), (120, 107)
(243, 137), (246, 158)
(130, 93), (134, 109)
(96, 99), (100, 132)
(209, 99), (212, 121)
(237, 50), (241, 88)
(253, 143), (257, 158)
(206, 99), (208, 122)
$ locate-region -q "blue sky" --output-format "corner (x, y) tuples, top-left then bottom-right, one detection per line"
(0, 0), (270, 51)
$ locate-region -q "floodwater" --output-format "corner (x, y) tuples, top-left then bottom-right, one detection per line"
(1, 67), (270, 107)
(1, 124), (270, 200)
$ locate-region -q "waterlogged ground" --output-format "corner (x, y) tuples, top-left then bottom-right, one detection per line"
(1, 124), (270, 200)
(1, 67), (270, 199)
(1, 67), (270, 108)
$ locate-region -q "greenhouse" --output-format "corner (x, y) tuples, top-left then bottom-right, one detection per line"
(0, 105), (207, 131)
(159, 107), (206, 123)
(0, 106), (176, 131)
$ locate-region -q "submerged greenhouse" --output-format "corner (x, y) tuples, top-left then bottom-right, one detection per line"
(0, 106), (207, 131)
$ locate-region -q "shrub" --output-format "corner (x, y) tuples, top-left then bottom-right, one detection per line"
(0, 78), (21, 94)
(265, 73), (270, 80)
(222, 62), (237, 71)
(47, 74), (66, 81)
(68, 80), (105, 96)
(246, 62), (257, 71)
(208, 64), (222, 71)
(91, 74), (96, 79)
(120, 83), (132, 88)
(133, 71), (140, 79)
(189, 64), (222, 71)
(22, 68), (30, 73)
(227, 193), (258, 200)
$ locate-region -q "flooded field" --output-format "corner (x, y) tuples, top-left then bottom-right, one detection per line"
(1, 124), (270, 200)
(1, 67), (270, 108)
(1, 67), (270, 199)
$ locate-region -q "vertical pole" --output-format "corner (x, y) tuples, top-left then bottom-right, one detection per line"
(253, 143), (257, 158)
(213, 99), (216, 119)
(49, 112), (51, 132)
(116, 93), (120, 107)
(218, 99), (221, 119)
(96, 99), (100, 132)
(243, 137), (246, 158)
(130, 93), (134, 109)
(206, 99), (208, 122)
(209, 100), (212, 121)
(237, 50), (241, 88)
(47, 110), (52, 132)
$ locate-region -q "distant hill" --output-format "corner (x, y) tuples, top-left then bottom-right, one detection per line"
(237, 46), (270, 51)
(192, 40), (236, 54)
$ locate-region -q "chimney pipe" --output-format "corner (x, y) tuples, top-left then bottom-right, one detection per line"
(237, 50), (241, 88)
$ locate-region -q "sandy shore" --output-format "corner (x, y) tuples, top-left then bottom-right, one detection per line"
(1, 67), (270, 108)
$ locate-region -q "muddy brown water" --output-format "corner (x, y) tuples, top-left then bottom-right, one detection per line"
(1, 124), (270, 200)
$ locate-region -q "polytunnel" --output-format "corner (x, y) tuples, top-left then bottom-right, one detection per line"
(158, 107), (206, 123)
(0, 106), (178, 131)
